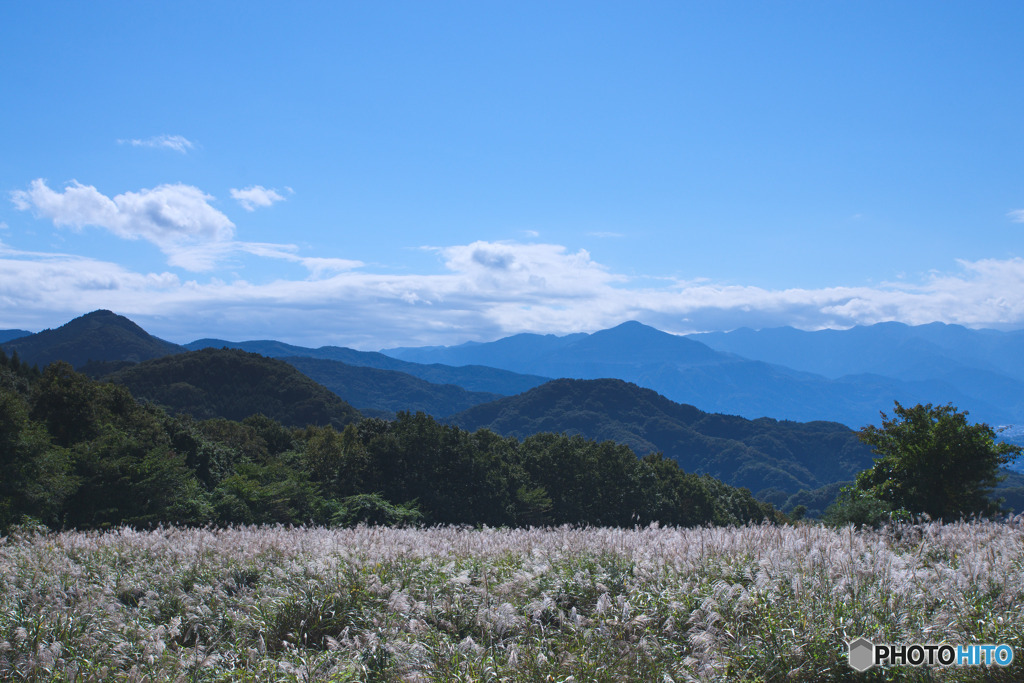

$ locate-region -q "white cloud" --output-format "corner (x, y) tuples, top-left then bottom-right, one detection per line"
(3, 234), (1024, 348)
(11, 179), (235, 270)
(231, 186), (287, 211)
(118, 134), (195, 154)
(436, 241), (622, 300)
(1009, 209), (1024, 223)
(10, 179), (359, 275)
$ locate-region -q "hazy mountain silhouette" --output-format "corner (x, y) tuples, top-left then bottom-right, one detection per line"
(280, 356), (502, 418)
(387, 321), (1016, 427)
(690, 322), (1024, 380)
(0, 329), (31, 343)
(185, 338), (549, 396)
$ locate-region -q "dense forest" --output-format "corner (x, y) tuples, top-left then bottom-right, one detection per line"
(105, 348), (362, 429)
(0, 349), (781, 533)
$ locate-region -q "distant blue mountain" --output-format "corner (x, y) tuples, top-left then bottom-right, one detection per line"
(689, 323), (1024, 427)
(689, 322), (1024, 381)
(384, 321), (1020, 428)
(386, 321), (722, 375)
(0, 329), (32, 344)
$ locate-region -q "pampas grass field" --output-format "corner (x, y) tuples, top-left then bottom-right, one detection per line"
(2, 520), (1023, 681)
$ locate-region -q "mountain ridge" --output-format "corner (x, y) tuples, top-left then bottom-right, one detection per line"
(447, 377), (876, 496)
(387, 320), (1022, 427)
(185, 338), (550, 396)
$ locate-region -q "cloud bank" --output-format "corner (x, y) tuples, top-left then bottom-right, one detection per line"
(3, 234), (1024, 349)
(9, 178), (1024, 348)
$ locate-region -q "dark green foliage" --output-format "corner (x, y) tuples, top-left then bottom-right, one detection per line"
(331, 493), (423, 527)
(853, 402), (1021, 520)
(821, 487), (909, 529)
(779, 481), (850, 519)
(212, 458), (323, 525)
(0, 360), (781, 532)
(106, 348), (361, 429)
(448, 378), (874, 496)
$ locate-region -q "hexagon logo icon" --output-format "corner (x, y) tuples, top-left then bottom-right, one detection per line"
(848, 637), (875, 672)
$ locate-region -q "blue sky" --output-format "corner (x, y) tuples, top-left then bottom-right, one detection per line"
(2, 1), (1023, 349)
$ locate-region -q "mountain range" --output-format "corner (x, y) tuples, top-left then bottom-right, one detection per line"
(8, 311), (1024, 433)
(385, 320), (1024, 429)
(4, 309), (1024, 511)
(183, 338), (549, 397)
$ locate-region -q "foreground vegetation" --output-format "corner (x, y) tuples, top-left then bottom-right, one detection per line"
(3, 520), (1023, 681)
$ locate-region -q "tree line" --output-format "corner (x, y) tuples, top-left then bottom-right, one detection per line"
(0, 354), (780, 533)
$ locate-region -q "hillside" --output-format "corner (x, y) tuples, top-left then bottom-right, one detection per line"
(1, 310), (183, 369)
(186, 338), (549, 396)
(106, 348), (361, 429)
(447, 378), (875, 496)
(280, 356), (502, 418)
(1, 350), (778, 531)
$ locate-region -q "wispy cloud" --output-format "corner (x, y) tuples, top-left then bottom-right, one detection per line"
(1009, 209), (1024, 223)
(118, 134), (196, 154)
(9, 180), (352, 275)
(230, 185), (288, 211)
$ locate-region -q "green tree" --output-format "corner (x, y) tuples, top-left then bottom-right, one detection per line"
(853, 402), (1021, 520)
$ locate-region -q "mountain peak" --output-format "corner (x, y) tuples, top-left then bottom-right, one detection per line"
(580, 320), (719, 362)
(1, 310), (183, 369)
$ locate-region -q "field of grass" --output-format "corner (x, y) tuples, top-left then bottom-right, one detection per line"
(2, 520), (1023, 681)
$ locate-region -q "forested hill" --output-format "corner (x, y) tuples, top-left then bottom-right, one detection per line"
(106, 348), (361, 429)
(0, 309), (183, 369)
(0, 349), (781, 531)
(447, 378), (875, 497)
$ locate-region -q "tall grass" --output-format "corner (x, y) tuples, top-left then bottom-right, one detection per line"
(2, 519), (1023, 681)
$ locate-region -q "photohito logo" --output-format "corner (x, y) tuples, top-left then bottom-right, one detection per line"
(848, 638), (1014, 671)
